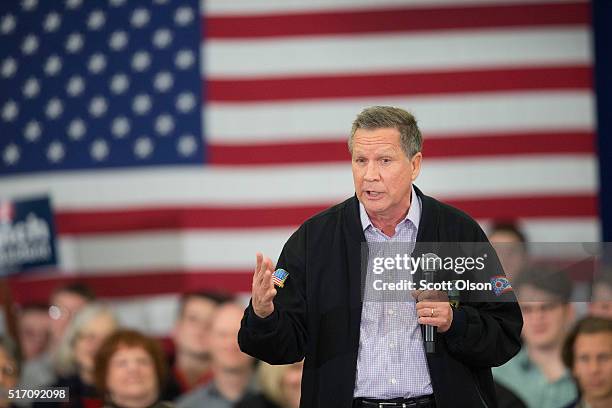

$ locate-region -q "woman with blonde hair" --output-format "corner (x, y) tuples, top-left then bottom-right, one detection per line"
(34, 303), (119, 408)
(238, 360), (304, 408)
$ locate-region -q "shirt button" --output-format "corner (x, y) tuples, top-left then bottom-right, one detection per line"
(387, 309), (395, 315)
(389, 342), (395, 348)
(390, 378), (397, 385)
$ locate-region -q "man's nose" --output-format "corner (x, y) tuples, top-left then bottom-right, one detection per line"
(587, 359), (601, 374)
(364, 162), (379, 181)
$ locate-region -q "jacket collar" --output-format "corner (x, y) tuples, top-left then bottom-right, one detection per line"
(345, 184), (438, 243)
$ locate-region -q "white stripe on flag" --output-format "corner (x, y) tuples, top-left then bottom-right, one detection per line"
(205, 28), (590, 77)
(56, 220), (598, 272)
(203, 0), (586, 17)
(0, 156), (596, 208)
(206, 91), (593, 142)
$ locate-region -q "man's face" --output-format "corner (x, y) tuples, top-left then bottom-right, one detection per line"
(18, 309), (50, 360)
(489, 232), (527, 281)
(351, 127), (421, 221)
(174, 297), (217, 357)
(49, 292), (89, 345)
(209, 304), (252, 370)
(519, 285), (573, 348)
(589, 283), (612, 319)
(572, 332), (612, 401)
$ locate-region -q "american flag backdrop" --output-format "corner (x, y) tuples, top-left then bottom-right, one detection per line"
(0, 0), (601, 332)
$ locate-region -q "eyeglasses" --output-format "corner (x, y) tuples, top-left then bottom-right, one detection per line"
(0, 364), (17, 378)
(48, 305), (71, 320)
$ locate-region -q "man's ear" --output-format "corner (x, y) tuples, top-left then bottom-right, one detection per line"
(411, 152), (423, 181)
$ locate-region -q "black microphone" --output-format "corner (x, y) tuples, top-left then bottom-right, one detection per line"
(420, 252), (440, 354)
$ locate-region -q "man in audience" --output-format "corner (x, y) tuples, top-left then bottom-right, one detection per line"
(561, 316), (612, 408)
(488, 221), (529, 281)
(589, 271), (612, 319)
(17, 303), (50, 361)
(18, 282), (95, 390)
(164, 292), (231, 399)
(493, 269), (577, 408)
(176, 302), (258, 408)
(487, 222), (530, 407)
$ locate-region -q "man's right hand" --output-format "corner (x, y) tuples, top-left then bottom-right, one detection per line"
(251, 252), (278, 319)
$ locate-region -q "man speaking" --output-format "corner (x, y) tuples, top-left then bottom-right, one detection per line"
(238, 106), (523, 407)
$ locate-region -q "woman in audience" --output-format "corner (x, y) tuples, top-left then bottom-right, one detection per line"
(238, 360), (304, 408)
(0, 336), (20, 408)
(35, 303), (119, 408)
(94, 329), (172, 408)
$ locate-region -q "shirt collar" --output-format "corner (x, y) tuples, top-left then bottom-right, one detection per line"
(359, 184), (421, 232)
(516, 347), (532, 371)
(518, 347), (573, 382)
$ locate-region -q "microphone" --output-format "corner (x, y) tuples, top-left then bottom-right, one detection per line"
(420, 252), (440, 354)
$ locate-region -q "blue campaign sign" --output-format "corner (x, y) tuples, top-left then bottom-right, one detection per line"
(0, 196), (58, 274)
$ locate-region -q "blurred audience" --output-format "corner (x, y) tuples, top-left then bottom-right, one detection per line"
(488, 221), (529, 281)
(164, 292), (231, 400)
(561, 316), (612, 408)
(176, 302), (258, 408)
(94, 329), (171, 408)
(493, 269), (577, 408)
(19, 283), (95, 393)
(34, 304), (119, 408)
(48, 283), (97, 352)
(238, 361), (304, 408)
(589, 271), (612, 319)
(272, 361), (303, 408)
(17, 304), (50, 362)
(0, 336), (20, 408)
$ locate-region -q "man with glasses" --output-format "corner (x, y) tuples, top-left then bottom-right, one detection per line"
(18, 283), (95, 397)
(494, 269), (577, 408)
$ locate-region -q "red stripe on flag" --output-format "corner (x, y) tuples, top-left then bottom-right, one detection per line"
(55, 205), (329, 234)
(8, 258), (596, 303)
(205, 2), (589, 38)
(207, 66), (592, 102)
(451, 195), (598, 220)
(208, 131), (594, 165)
(9, 270), (253, 303)
(54, 194), (597, 235)
(210, 140), (351, 165)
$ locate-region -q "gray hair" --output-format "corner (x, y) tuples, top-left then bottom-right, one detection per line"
(54, 303), (118, 376)
(348, 106), (423, 157)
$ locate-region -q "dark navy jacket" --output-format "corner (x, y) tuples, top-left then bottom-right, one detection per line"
(239, 186), (523, 408)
